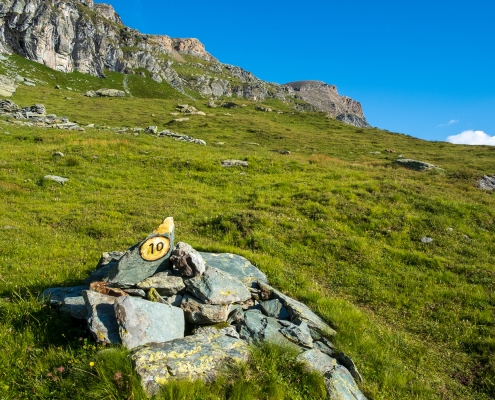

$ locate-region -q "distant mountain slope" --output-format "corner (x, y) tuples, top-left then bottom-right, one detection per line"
(0, 0), (369, 126)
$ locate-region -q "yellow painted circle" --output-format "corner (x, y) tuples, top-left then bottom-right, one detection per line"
(139, 237), (170, 261)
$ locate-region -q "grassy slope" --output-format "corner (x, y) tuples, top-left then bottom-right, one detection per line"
(0, 55), (494, 399)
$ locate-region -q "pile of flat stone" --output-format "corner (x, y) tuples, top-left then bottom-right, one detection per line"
(41, 217), (366, 399)
(0, 99), (83, 130)
(156, 129), (206, 145)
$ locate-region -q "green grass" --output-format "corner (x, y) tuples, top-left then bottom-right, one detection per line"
(0, 54), (494, 399)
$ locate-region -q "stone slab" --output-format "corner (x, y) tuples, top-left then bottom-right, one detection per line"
(83, 290), (121, 344)
(114, 296), (184, 350)
(185, 266), (252, 305)
(199, 252), (267, 287)
(181, 293), (230, 324)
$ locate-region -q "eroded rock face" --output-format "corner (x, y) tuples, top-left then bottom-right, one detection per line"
(132, 333), (249, 396)
(285, 81), (369, 126)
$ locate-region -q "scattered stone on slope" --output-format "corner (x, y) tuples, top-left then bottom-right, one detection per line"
(0, 75), (16, 97)
(297, 348), (338, 374)
(421, 237), (433, 244)
(221, 160), (248, 167)
(184, 266), (252, 305)
(107, 217), (175, 287)
(337, 352), (364, 384)
(156, 130), (206, 145)
(132, 333), (249, 396)
(114, 296), (185, 350)
(145, 125), (158, 134)
(136, 273), (186, 296)
(52, 151), (64, 157)
(170, 242), (207, 277)
(181, 293), (230, 324)
(477, 175), (495, 190)
(0, 99), (19, 112)
(95, 89), (125, 97)
(43, 175), (68, 185)
(83, 290), (121, 344)
(394, 158), (438, 171)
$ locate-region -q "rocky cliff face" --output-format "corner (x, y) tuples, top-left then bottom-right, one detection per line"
(285, 81), (370, 127)
(0, 0), (369, 126)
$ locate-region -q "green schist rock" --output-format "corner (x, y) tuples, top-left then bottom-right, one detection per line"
(326, 365), (367, 400)
(132, 333), (249, 396)
(86, 251), (124, 284)
(108, 218), (175, 287)
(279, 320), (313, 348)
(83, 290), (121, 344)
(199, 252), (267, 288)
(297, 349), (366, 400)
(114, 296), (185, 350)
(259, 281), (337, 336)
(181, 293), (230, 324)
(259, 298), (290, 320)
(137, 273), (185, 296)
(60, 296), (87, 319)
(185, 266), (252, 305)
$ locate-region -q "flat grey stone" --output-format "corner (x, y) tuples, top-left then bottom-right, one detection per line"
(185, 266), (252, 305)
(83, 290), (121, 344)
(59, 296), (87, 319)
(195, 324), (240, 339)
(394, 158), (438, 171)
(114, 296), (184, 350)
(280, 321), (313, 348)
(132, 333), (248, 396)
(43, 175), (68, 185)
(314, 340), (336, 357)
(326, 365), (367, 400)
(297, 348), (338, 374)
(0, 74), (16, 97)
(221, 160), (248, 167)
(137, 273), (185, 296)
(258, 282), (336, 336)
(108, 218), (175, 287)
(421, 237), (433, 244)
(170, 242), (206, 277)
(199, 252), (267, 288)
(96, 88), (125, 97)
(181, 293), (230, 324)
(259, 299), (290, 319)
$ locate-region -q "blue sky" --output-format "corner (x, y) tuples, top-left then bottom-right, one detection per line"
(107, 0), (495, 143)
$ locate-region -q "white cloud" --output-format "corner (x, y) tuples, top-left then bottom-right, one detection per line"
(447, 130), (495, 146)
(438, 119), (459, 127)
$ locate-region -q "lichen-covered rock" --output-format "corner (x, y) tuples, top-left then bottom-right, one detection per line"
(137, 273), (185, 296)
(258, 282), (336, 336)
(132, 333), (249, 396)
(199, 252), (267, 288)
(170, 242), (206, 277)
(82, 290), (121, 344)
(194, 323), (240, 339)
(114, 296), (184, 350)
(108, 217), (175, 287)
(181, 293), (230, 324)
(185, 266), (251, 305)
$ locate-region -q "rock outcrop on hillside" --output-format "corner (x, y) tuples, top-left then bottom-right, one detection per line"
(0, 0), (369, 125)
(285, 81), (370, 127)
